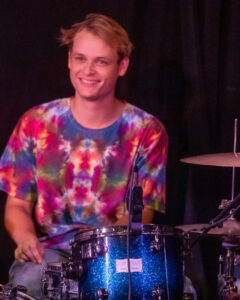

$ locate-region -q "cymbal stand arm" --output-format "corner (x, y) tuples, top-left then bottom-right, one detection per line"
(189, 209), (240, 250)
(231, 167), (235, 203)
(230, 118), (238, 207)
(212, 119), (238, 223)
(209, 194), (240, 225)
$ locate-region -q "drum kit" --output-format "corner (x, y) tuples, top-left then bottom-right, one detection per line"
(1, 151), (240, 299)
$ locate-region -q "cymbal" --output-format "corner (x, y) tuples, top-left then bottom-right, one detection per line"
(177, 219), (240, 236)
(180, 152), (240, 167)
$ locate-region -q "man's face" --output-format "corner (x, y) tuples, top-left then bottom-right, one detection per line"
(68, 29), (129, 103)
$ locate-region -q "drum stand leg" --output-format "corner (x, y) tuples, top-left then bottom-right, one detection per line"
(218, 245), (239, 300)
(182, 234), (195, 300)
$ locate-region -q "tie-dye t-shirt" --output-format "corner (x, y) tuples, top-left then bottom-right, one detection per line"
(0, 98), (168, 249)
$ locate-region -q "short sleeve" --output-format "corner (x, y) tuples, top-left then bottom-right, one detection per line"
(0, 113), (37, 202)
(137, 121), (168, 213)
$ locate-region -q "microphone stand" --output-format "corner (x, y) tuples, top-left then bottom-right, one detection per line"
(127, 192), (132, 300)
(126, 164), (144, 300)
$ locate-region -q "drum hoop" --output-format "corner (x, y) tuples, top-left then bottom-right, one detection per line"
(73, 224), (182, 242)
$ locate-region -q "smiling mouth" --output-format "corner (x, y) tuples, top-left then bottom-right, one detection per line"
(80, 78), (100, 85)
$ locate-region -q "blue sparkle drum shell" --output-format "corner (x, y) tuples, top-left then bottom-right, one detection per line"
(71, 225), (184, 300)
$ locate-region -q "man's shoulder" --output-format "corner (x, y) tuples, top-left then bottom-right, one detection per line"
(123, 102), (165, 131)
(28, 97), (69, 114)
(22, 98), (70, 121)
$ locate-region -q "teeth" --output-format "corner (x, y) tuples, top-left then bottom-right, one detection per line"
(81, 79), (98, 84)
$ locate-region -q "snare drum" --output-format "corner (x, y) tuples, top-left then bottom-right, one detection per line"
(41, 262), (79, 300)
(71, 225), (183, 299)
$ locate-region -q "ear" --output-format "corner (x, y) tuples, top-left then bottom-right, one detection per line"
(118, 56), (130, 77)
(68, 49), (72, 69)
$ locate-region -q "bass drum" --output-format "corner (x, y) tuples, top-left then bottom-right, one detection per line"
(71, 225), (184, 300)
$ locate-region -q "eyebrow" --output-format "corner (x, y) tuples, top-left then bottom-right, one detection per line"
(73, 53), (111, 60)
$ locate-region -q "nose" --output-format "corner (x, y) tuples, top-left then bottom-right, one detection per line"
(83, 61), (95, 75)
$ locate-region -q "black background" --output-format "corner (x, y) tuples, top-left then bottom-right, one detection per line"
(1, 1), (240, 299)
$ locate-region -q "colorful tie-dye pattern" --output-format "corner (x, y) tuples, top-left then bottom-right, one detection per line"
(0, 98), (168, 249)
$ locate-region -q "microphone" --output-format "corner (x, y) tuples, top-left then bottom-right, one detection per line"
(130, 165), (144, 234)
(124, 151), (140, 213)
(132, 165), (139, 187)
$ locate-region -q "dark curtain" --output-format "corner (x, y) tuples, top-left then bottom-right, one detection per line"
(1, 1), (240, 299)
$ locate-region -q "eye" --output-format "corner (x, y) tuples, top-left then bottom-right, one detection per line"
(75, 55), (85, 62)
(97, 58), (109, 65)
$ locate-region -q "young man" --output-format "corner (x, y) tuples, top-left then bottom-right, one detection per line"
(0, 13), (168, 298)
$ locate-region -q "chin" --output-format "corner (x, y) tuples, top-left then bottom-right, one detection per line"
(80, 95), (100, 102)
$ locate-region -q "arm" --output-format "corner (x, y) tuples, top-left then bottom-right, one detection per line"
(116, 122), (167, 226)
(4, 195), (44, 264)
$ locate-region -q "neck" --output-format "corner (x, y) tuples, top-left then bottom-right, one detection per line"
(70, 96), (125, 129)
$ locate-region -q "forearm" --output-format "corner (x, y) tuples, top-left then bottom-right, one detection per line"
(4, 197), (37, 245)
(4, 196), (44, 263)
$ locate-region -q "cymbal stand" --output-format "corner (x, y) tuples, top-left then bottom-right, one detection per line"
(231, 119), (238, 201)
(218, 242), (238, 299)
(218, 119), (238, 218)
(209, 119), (239, 230)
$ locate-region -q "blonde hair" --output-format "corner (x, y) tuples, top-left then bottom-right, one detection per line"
(60, 13), (133, 61)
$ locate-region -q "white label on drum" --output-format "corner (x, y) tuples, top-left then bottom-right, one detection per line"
(115, 259), (143, 273)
